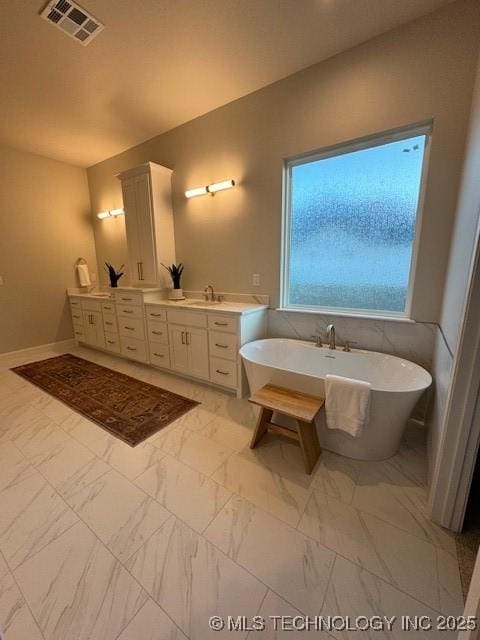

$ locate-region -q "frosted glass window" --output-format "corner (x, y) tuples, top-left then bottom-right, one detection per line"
(283, 130), (428, 315)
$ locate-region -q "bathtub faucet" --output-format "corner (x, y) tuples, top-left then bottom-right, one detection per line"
(326, 324), (336, 350)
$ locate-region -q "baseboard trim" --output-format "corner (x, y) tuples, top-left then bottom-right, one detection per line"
(0, 338), (76, 361)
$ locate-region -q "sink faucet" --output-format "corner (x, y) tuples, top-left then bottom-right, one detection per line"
(326, 324), (336, 350)
(204, 284), (215, 302)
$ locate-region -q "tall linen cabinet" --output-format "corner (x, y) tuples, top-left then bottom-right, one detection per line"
(117, 162), (176, 287)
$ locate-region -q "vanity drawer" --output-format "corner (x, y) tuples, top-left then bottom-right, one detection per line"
(210, 357), (237, 389)
(103, 313), (118, 333)
(104, 332), (120, 353)
(209, 331), (237, 361)
(167, 309), (207, 328)
(73, 327), (85, 341)
(120, 336), (148, 362)
(114, 291), (143, 306)
(81, 299), (102, 313)
(70, 309), (84, 326)
(69, 298), (82, 309)
(119, 316), (145, 340)
(150, 344), (171, 369)
(117, 304), (144, 319)
(145, 306), (167, 323)
(147, 321), (169, 345)
(208, 314), (237, 333)
(101, 301), (116, 315)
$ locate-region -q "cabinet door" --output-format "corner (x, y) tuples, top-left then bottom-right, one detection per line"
(82, 311), (105, 348)
(82, 311), (96, 346)
(186, 328), (209, 380)
(134, 174), (157, 285)
(169, 326), (189, 374)
(91, 311), (105, 348)
(121, 177), (142, 285)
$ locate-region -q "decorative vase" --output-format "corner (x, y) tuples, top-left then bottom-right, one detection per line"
(169, 288), (184, 300)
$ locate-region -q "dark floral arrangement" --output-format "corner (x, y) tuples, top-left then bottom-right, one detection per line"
(104, 262), (124, 288)
(162, 263), (184, 289)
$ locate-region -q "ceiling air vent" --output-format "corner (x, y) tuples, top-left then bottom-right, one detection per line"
(40, 0), (104, 46)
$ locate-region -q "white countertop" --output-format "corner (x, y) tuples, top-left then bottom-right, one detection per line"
(67, 290), (267, 315)
(68, 291), (112, 300)
(144, 298), (268, 316)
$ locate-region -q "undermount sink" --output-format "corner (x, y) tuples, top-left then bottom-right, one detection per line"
(190, 300), (222, 307)
(91, 293), (111, 298)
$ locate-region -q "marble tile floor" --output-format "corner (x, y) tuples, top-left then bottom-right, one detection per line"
(0, 344), (465, 639)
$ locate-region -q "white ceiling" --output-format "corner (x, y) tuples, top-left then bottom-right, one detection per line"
(0, 0), (455, 167)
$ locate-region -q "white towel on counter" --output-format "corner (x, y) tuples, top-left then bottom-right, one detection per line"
(77, 264), (91, 287)
(325, 374), (371, 437)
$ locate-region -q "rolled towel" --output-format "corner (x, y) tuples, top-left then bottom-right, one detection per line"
(77, 263), (91, 287)
(325, 374), (371, 437)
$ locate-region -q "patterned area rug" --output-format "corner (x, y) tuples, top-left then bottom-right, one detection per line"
(12, 353), (199, 446)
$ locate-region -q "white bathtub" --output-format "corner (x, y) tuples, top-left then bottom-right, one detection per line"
(240, 338), (432, 460)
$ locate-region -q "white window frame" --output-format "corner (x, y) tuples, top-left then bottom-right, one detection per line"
(280, 122), (432, 319)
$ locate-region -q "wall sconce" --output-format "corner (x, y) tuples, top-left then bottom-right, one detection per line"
(97, 208), (124, 220)
(185, 179), (235, 198)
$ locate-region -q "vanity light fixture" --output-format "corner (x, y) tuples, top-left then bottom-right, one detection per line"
(97, 208), (124, 219)
(185, 179), (235, 198)
(207, 179), (235, 194)
(185, 186), (208, 198)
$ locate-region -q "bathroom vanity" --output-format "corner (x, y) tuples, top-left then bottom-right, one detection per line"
(68, 289), (267, 397)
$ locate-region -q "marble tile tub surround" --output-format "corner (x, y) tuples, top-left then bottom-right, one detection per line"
(0, 343), (465, 639)
(268, 309), (436, 370)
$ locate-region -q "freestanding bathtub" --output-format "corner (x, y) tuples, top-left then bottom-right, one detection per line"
(240, 338), (432, 460)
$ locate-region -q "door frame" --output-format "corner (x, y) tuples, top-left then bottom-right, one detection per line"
(429, 216), (480, 531)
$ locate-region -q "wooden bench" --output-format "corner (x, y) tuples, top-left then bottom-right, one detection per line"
(248, 384), (324, 474)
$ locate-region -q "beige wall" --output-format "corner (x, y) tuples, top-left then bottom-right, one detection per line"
(428, 53), (480, 491)
(88, 0), (480, 322)
(440, 54), (480, 355)
(0, 145), (97, 353)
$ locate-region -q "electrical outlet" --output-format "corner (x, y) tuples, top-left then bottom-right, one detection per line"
(253, 274), (260, 287)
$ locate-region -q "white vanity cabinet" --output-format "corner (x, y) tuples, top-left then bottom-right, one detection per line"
(69, 297), (105, 349)
(82, 310), (104, 348)
(102, 301), (120, 353)
(112, 290), (149, 363)
(69, 298), (85, 342)
(169, 325), (210, 380)
(118, 162), (176, 287)
(70, 293), (267, 397)
(146, 306), (170, 369)
(144, 305), (267, 395)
